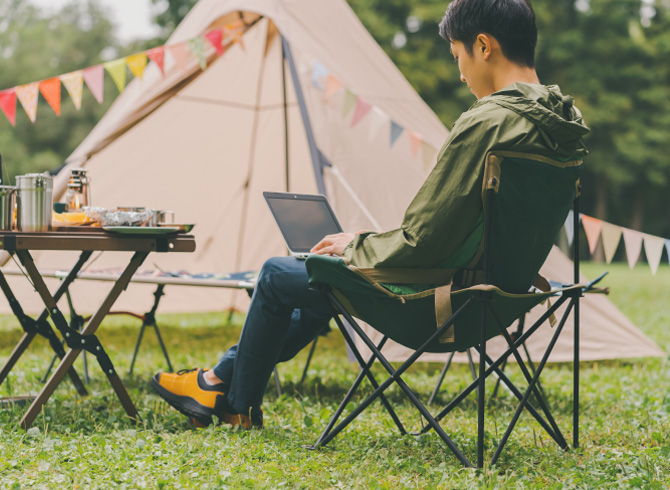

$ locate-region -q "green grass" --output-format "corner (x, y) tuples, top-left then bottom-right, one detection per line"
(0, 262), (668, 489)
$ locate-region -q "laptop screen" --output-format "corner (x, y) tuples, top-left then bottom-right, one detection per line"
(264, 192), (343, 254)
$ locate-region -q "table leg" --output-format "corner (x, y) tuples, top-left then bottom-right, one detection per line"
(0, 253), (91, 394)
(18, 251), (148, 429)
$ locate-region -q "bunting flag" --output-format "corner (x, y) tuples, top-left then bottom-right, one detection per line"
(622, 228), (643, 269)
(421, 140), (437, 171)
(643, 234), (665, 275)
(15, 82), (40, 123)
(146, 46), (165, 75)
(342, 88), (356, 117)
(324, 74), (343, 99)
(229, 23), (245, 49)
(60, 71), (83, 109)
(83, 65), (104, 103)
(104, 59), (127, 93)
(168, 43), (191, 73)
(0, 89), (17, 126)
(601, 221), (622, 264)
(666, 240), (670, 267)
(188, 37), (208, 70)
(564, 210), (575, 246)
(350, 97), (372, 127)
(204, 28), (224, 56)
(126, 53), (148, 80)
(367, 106), (387, 140)
(581, 214), (603, 255)
(390, 121), (404, 147)
(406, 129), (422, 157)
(312, 61), (329, 90)
(39, 78), (61, 116)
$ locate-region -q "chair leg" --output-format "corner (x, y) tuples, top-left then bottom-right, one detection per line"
(490, 298), (575, 465)
(312, 335), (393, 448)
(299, 337), (319, 385)
(477, 294), (488, 469)
(428, 351), (455, 405)
(488, 304), (568, 450)
(317, 293), (474, 467)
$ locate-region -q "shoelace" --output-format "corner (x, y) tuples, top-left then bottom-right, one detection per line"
(176, 368), (198, 376)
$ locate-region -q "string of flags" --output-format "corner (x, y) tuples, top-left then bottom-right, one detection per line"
(309, 60), (439, 170)
(565, 210), (670, 275)
(0, 21), (248, 126)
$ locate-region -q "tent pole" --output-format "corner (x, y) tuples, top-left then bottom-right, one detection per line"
(281, 37), (290, 193)
(281, 35), (327, 195)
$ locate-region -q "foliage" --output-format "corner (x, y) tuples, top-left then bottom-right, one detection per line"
(0, 263), (668, 488)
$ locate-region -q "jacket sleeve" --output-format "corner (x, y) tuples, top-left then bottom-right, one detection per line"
(343, 103), (518, 269)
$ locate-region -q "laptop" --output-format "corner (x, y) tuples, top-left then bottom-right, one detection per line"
(263, 191), (343, 259)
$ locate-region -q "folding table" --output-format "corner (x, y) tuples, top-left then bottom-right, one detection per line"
(0, 228), (196, 429)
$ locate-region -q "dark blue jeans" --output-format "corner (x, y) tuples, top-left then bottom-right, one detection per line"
(212, 256), (333, 414)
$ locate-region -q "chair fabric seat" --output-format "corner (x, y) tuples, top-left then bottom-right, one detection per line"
(306, 255), (566, 353)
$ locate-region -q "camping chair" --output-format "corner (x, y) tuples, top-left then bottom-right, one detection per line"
(305, 150), (584, 468)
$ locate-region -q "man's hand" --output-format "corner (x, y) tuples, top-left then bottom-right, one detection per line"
(311, 232), (356, 256)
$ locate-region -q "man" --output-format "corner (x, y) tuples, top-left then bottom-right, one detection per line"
(151, 0), (589, 429)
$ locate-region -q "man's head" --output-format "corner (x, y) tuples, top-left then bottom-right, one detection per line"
(439, 0), (538, 98)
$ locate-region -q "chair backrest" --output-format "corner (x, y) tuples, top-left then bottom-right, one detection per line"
(482, 151), (582, 293)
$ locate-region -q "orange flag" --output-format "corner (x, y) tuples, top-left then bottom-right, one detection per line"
(324, 75), (343, 99)
(39, 78), (61, 116)
(580, 214), (602, 255)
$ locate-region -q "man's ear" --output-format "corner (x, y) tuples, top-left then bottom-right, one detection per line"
(476, 33), (493, 60)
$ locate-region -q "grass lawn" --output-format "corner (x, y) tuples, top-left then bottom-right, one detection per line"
(0, 262), (668, 489)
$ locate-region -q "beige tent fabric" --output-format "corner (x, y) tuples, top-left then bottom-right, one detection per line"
(0, 0), (663, 362)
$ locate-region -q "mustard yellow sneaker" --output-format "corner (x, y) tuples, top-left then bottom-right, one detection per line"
(151, 368), (227, 425)
(221, 407), (264, 430)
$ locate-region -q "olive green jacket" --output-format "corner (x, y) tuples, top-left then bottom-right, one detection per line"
(342, 83), (589, 286)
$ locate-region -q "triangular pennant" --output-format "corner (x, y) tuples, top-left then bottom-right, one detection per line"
(83, 65), (104, 103)
(146, 46), (166, 75)
(39, 77), (61, 116)
(325, 74), (343, 99)
(666, 239), (670, 267)
(0, 89), (17, 126)
(622, 228), (643, 269)
(204, 28), (224, 56)
(564, 210), (575, 246)
(421, 141), (437, 171)
(342, 88), (356, 117)
(60, 71), (83, 110)
(406, 130), (423, 157)
(126, 52), (148, 80)
(601, 221), (622, 264)
(104, 58), (127, 93)
(187, 37), (207, 70)
(580, 215), (602, 255)
(312, 61), (329, 90)
(15, 82), (40, 123)
(643, 234), (665, 276)
(350, 97), (372, 127)
(367, 106), (387, 140)
(390, 121), (404, 147)
(168, 43), (191, 73)
(228, 22), (245, 49)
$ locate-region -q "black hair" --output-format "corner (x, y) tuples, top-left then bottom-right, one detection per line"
(439, 0), (537, 68)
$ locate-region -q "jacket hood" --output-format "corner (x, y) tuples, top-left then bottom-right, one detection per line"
(478, 82), (590, 159)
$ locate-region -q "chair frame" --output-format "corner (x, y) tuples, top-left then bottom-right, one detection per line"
(308, 155), (583, 468)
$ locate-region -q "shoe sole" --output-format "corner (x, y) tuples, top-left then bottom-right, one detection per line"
(151, 375), (221, 424)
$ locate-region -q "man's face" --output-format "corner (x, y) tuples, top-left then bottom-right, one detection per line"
(450, 40), (490, 99)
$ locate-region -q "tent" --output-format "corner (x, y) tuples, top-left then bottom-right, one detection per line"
(0, 0), (663, 363)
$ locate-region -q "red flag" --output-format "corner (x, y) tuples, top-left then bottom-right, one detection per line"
(0, 89), (16, 126)
(147, 46), (166, 76)
(350, 97), (372, 127)
(39, 78), (61, 116)
(204, 28), (224, 56)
